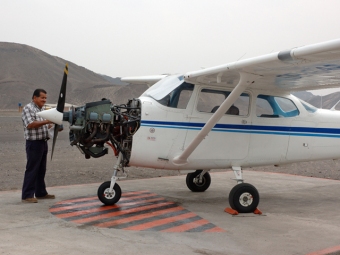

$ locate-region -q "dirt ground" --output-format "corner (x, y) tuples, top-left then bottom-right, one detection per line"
(1, 110), (339, 192)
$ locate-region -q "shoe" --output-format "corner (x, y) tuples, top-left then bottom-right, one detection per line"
(36, 194), (55, 199)
(22, 197), (38, 203)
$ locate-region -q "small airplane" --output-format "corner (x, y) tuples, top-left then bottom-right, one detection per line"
(38, 38), (340, 213)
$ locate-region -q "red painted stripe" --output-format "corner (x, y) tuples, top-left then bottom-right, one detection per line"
(123, 212), (196, 231)
(73, 201), (175, 224)
(162, 218), (211, 232)
(119, 192), (158, 201)
(95, 206), (184, 228)
(204, 226), (225, 233)
(306, 245), (340, 255)
(121, 190), (150, 196)
(55, 197), (165, 219)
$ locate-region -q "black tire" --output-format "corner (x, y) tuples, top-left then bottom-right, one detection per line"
(97, 181), (122, 205)
(186, 170), (211, 192)
(229, 183), (259, 213)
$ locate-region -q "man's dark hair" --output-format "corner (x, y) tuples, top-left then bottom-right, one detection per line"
(32, 89), (47, 99)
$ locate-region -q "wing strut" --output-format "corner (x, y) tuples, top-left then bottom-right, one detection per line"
(172, 72), (259, 166)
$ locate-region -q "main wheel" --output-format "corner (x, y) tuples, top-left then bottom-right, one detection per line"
(97, 181), (122, 205)
(229, 183), (259, 213)
(186, 170), (211, 192)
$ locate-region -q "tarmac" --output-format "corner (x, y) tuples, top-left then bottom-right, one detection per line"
(1, 170), (340, 255)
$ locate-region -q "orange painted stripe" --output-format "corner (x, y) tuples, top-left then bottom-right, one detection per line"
(123, 212), (196, 231)
(119, 192), (159, 201)
(162, 218), (210, 232)
(73, 201), (174, 224)
(121, 190), (150, 196)
(95, 206), (184, 228)
(306, 245), (340, 255)
(204, 226), (225, 233)
(50, 201), (101, 213)
(55, 197), (165, 219)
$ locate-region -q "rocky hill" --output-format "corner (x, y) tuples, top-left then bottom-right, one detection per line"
(0, 42), (147, 109)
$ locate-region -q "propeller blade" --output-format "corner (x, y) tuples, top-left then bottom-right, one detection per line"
(57, 64), (68, 113)
(51, 124), (59, 160)
(51, 64), (68, 160)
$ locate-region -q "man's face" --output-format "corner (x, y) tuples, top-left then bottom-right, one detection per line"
(33, 92), (47, 109)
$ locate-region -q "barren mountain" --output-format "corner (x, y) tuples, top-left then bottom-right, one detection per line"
(0, 42), (147, 109)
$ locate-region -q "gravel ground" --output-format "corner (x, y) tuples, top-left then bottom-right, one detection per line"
(1, 110), (339, 192)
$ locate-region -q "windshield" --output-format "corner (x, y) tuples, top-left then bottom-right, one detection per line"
(142, 75), (184, 100)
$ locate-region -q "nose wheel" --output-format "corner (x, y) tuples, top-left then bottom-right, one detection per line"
(229, 183), (259, 213)
(97, 181), (122, 205)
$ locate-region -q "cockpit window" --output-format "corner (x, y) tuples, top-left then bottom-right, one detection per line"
(299, 99), (317, 113)
(256, 95), (299, 118)
(156, 82), (194, 109)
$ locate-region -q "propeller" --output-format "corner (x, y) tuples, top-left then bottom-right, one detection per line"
(51, 64), (68, 160)
(38, 64), (68, 159)
(50, 63), (68, 159)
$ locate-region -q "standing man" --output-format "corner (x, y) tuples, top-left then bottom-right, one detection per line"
(21, 89), (55, 203)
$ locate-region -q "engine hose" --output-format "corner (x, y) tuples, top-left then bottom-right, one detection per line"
(83, 123), (97, 143)
(109, 135), (129, 165)
(105, 142), (119, 156)
(91, 124), (110, 143)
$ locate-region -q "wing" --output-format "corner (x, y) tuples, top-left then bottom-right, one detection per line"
(173, 38), (340, 165)
(184, 38), (340, 92)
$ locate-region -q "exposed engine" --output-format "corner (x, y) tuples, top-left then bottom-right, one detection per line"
(62, 98), (141, 167)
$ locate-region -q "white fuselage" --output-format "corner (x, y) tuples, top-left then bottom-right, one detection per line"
(130, 85), (340, 171)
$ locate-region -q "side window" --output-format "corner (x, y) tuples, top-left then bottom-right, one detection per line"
(157, 82), (194, 109)
(257, 95), (299, 118)
(197, 89), (250, 116)
(197, 90), (225, 113)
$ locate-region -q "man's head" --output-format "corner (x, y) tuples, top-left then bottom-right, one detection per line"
(32, 89), (47, 109)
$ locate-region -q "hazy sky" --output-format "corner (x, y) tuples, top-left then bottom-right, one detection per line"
(1, 1), (340, 94)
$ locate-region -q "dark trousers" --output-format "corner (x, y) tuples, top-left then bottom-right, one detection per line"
(22, 140), (48, 199)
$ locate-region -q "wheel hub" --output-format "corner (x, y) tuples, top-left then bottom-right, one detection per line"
(193, 177), (205, 187)
(104, 188), (116, 199)
(239, 192), (253, 207)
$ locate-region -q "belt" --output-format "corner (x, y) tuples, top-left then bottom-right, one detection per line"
(27, 138), (50, 142)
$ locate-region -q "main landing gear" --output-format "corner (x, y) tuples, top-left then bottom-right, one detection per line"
(186, 170), (211, 192)
(228, 166), (260, 213)
(185, 167), (260, 213)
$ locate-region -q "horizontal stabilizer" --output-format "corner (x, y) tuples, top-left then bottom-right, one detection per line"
(121, 75), (168, 86)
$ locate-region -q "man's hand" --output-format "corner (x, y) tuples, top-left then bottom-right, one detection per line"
(27, 120), (53, 129)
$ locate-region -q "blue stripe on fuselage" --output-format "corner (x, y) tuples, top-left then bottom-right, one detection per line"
(141, 120), (340, 138)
